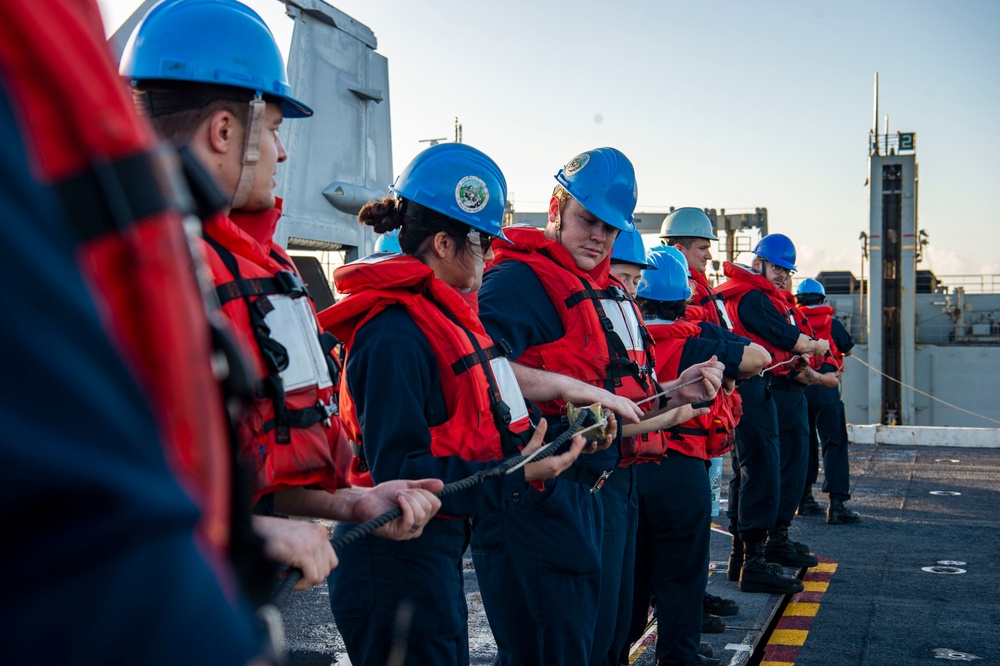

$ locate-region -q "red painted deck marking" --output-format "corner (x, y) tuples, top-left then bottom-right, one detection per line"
(760, 556), (838, 665)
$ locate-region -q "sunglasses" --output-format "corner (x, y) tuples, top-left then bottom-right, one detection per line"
(765, 260), (790, 276)
(468, 229), (495, 253)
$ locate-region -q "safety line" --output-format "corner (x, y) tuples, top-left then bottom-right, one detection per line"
(271, 409), (592, 607)
(762, 355), (802, 375)
(848, 355), (1000, 426)
(759, 558), (838, 666)
(635, 377), (706, 407)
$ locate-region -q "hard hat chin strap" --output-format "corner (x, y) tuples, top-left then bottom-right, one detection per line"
(230, 96), (266, 210)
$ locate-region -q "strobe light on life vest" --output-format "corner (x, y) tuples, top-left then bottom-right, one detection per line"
(554, 147), (638, 233)
(120, 0), (313, 119)
(611, 229), (657, 269)
(391, 143), (510, 242)
(637, 248), (691, 302)
(752, 233), (798, 272)
(659, 207), (718, 241)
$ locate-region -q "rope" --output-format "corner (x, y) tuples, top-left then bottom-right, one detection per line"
(761, 354), (802, 375)
(847, 355), (1000, 426)
(634, 377), (705, 407)
(271, 409), (593, 608)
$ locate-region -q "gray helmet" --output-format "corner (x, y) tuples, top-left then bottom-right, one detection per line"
(659, 207), (718, 241)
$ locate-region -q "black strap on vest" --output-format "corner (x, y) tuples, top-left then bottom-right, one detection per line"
(206, 235), (332, 444)
(215, 271), (306, 306)
(56, 147), (280, 607)
(56, 149), (175, 242)
(698, 292), (722, 307)
(426, 293), (528, 457)
(567, 277), (653, 393)
(669, 425), (727, 440)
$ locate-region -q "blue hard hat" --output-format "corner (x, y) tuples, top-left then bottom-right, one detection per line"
(659, 207), (718, 241)
(554, 147), (637, 232)
(795, 278), (826, 297)
(391, 143), (509, 241)
(374, 229), (401, 253)
(753, 233), (797, 272)
(611, 229), (656, 269)
(650, 244), (690, 274)
(120, 0), (313, 118)
(637, 248), (691, 302)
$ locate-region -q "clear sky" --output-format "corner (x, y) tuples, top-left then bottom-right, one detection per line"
(100, 0), (1000, 278)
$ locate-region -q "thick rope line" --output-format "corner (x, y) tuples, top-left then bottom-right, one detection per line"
(634, 377), (705, 407)
(761, 354), (802, 375)
(271, 410), (592, 608)
(848, 355), (1000, 426)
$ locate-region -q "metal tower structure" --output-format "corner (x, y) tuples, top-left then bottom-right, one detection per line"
(866, 73), (919, 425)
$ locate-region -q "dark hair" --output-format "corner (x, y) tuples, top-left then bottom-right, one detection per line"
(795, 293), (826, 307)
(665, 237), (703, 249)
(637, 297), (688, 321)
(358, 196), (470, 258)
(133, 81), (261, 141)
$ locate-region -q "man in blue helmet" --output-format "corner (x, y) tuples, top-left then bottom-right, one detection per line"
(795, 279), (862, 525)
(473, 147), (723, 666)
(717, 234), (832, 594)
(122, 0), (442, 574)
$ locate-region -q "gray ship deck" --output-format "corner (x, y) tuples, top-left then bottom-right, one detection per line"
(282, 443), (1000, 665)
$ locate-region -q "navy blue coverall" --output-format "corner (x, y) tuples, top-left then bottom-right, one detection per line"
(625, 322), (749, 665)
(805, 318), (856, 500)
(744, 291), (809, 526)
(728, 291), (803, 540)
(473, 259), (613, 666)
(328, 307), (527, 666)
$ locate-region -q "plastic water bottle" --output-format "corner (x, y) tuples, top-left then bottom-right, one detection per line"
(709, 456), (723, 517)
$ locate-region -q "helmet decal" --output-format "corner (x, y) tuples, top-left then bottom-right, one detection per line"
(456, 176), (489, 214)
(563, 152), (590, 176)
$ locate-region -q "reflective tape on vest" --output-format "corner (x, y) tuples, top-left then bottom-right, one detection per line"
(263, 295), (334, 392)
(717, 302), (734, 330)
(600, 298), (645, 352)
(489, 356), (529, 424)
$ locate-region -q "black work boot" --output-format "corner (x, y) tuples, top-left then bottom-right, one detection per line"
(765, 523), (818, 568)
(797, 485), (825, 516)
(727, 535), (744, 582)
(698, 642), (715, 657)
(704, 592), (739, 616)
(827, 497), (862, 524)
(739, 540), (804, 594)
(701, 611), (725, 633)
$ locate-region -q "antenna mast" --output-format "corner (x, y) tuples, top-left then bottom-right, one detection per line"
(871, 72), (879, 156)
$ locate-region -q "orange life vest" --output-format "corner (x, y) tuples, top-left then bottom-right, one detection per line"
(689, 268), (733, 330)
(800, 304), (843, 371)
(646, 318), (743, 459)
(717, 263), (803, 377)
(320, 254), (534, 487)
(491, 226), (659, 409)
(203, 203), (346, 502)
(0, 0), (239, 571)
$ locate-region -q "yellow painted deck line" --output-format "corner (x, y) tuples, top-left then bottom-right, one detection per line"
(785, 602), (820, 617)
(769, 629), (808, 646)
